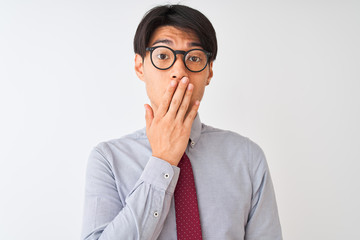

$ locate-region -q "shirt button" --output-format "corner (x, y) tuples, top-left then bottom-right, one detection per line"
(154, 211), (159, 217)
(164, 173), (170, 179)
(190, 141), (195, 147)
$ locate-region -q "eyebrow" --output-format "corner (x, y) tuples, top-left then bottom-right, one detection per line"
(151, 39), (202, 48)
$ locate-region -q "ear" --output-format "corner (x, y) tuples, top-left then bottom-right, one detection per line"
(206, 61), (213, 86)
(134, 54), (145, 81)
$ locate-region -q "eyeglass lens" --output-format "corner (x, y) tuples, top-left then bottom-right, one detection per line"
(151, 47), (208, 72)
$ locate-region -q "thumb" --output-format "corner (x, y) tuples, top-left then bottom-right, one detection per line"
(144, 104), (154, 129)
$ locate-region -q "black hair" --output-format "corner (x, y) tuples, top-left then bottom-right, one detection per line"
(133, 4), (217, 62)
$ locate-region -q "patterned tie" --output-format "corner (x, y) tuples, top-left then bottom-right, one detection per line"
(174, 152), (203, 239)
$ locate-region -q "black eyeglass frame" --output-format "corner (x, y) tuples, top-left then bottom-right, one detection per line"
(145, 46), (212, 73)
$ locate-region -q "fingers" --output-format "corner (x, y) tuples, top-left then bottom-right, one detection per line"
(155, 76), (196, 122)
(183, 100), (200, 128)
(156, 80), (177, 117)
(144, 104), (154, 130)
(175, 83), (193, 122)
(167, 77), (190, 116)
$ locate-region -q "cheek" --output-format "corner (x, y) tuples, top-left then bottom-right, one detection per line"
(190, 74), (208, 98)
(191, 83), (206, 102)
(144, 76), (168, 105)
(145, 81), (161, 99)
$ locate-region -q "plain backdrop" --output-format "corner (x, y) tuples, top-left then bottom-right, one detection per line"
(1, 0), (359, 239)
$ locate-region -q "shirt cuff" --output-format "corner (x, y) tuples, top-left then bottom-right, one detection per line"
(140, 156), (180, 194)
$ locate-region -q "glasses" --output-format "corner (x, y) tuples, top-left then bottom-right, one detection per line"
(145, 46), (212, 72)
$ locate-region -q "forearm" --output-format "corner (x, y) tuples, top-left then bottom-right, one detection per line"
(97, 180), (173, 240)
(81, 148), (179, 240)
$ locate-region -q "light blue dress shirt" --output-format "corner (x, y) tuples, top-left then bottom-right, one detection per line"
(81, 114), (282, 239)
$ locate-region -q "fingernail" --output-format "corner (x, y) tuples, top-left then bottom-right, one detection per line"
(187, 83), (193, 90)
(195, 100), (200, 105)
(170, 80), (176, 87)
(182, 77), (188, 84)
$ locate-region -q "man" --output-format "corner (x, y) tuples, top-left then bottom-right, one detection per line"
(82, 4), (282, 240)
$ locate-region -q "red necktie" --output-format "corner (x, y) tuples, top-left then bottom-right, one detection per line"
(174, 152), (203, 239)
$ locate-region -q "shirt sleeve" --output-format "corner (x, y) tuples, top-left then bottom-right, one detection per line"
(244, 143), (283, 240)
(81, 147), (180, 240)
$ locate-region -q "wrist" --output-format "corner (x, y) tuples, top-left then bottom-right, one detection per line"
(152, 154), (179, 166)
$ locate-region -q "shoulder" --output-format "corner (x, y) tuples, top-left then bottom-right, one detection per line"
(201, 123), (263, 153)
(92, 127), (149, 160)
(200, 123), (267, 171)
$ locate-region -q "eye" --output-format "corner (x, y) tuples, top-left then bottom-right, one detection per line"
(156, 54), (169, 60)
(188, 56), (201, 62)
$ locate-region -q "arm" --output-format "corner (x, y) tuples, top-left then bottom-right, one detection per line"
(244, 143), (283, 240)
(82, 77), (199, 239)
(81, 147), (179, 240)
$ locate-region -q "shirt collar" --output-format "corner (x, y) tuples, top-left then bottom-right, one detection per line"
(189, 113), (202, 148)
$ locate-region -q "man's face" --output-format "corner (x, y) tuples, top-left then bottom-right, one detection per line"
(135, 26), (213, 115)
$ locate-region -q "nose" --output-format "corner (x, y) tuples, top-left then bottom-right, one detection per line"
(170, 54), (188, 80)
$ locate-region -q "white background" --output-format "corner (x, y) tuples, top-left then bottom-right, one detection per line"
(1, 0), (359, 239)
